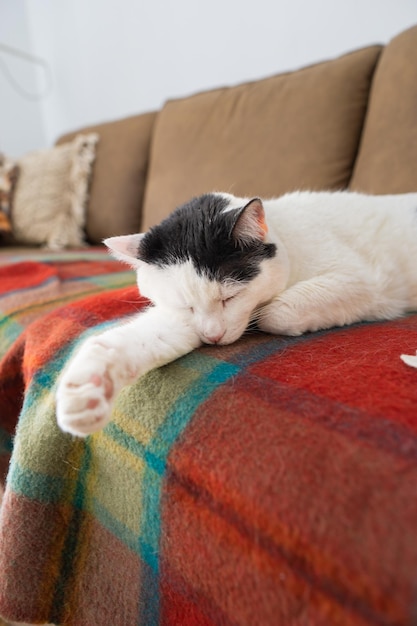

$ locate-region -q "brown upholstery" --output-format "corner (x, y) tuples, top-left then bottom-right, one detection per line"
(142, 45), (382, 229)
(57, 112), (156, 242)
(350, 25), (417, 193)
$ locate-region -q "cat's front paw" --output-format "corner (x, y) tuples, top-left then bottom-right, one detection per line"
(56, 340), (120, 437)
(258, 300), (306, 336)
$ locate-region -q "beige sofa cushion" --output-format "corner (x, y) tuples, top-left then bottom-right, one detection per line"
(350, 25), (417, 193)
(12, 134), (98, 249)
(142, 45), (381, 229)
(58, 112), (156, 242)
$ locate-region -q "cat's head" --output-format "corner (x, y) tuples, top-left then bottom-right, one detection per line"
(105, 193), (279, 345)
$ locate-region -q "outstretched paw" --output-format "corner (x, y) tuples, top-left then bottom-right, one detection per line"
(56, 341), (119, 437)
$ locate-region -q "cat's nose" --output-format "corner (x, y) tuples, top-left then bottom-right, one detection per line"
(205, 331), (225, 345)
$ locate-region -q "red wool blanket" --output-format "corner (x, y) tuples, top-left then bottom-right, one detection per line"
(0, 250), (417, 625)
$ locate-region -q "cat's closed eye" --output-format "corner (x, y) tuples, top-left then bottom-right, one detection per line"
(222, 296), (235, 307)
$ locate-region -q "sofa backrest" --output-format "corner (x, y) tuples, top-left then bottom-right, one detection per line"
(57, 112), (156, 243)
(350, 25), (417, 194)
(56, 25), (417, 242)
(141, 45), (381, 229)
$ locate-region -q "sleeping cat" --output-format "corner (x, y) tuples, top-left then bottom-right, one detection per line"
(56, 190), (417, 437)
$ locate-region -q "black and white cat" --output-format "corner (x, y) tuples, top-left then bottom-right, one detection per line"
(56, 190), (417, 436)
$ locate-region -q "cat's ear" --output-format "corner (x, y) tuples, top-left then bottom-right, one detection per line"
(231, 198), (268, 244)
(103, 234), (145, 269)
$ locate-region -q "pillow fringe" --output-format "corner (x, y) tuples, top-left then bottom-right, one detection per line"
(69, 133), (99, 232)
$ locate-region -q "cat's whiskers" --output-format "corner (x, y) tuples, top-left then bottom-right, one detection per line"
(249, 307), (266, 324)
(240, 307), (265, 337)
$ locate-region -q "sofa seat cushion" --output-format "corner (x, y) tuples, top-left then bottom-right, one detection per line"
(142, 45), (381, 228)
(0, 257), (416, 625)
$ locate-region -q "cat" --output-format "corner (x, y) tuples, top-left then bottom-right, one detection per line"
(56, 190), (417, 437)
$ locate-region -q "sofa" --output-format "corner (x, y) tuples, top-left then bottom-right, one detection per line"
(0, 24), (416, 626)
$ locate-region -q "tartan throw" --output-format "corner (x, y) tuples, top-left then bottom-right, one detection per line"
(0, 250), (417, 626)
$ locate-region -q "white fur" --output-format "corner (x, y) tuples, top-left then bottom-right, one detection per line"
(259, 190), (417, 333)
(56, 190), (417, 436)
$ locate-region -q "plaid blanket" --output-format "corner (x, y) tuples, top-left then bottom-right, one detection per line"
(0, 250), (417, 626)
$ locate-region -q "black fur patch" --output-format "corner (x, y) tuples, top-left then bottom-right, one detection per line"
(139, 194), (276, 282)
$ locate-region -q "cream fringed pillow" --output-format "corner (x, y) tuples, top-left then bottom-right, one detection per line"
(12, 133), (98, 249)
(0, 154), (19, 241)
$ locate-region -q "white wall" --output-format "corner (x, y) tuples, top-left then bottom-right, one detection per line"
(0, 0), (46, 156)
(1, 0), (417, 157)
